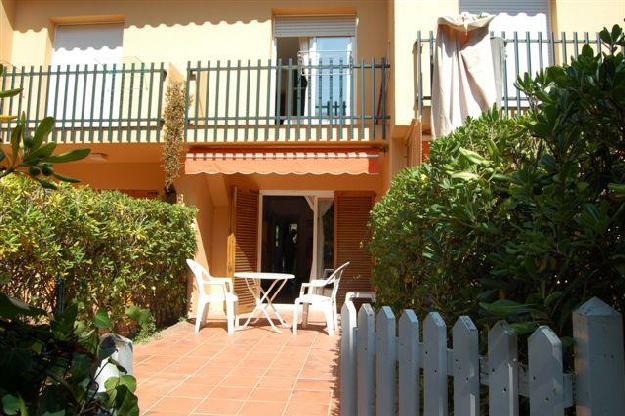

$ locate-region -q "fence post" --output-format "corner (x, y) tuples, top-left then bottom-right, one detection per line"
(528, 326), (564, 416)
(340, 301), (358, 416)
(488, 321), (519, 416)
(375, 307), (396, 415)
(399, 310), (419, 416)
(357, 303), (375, 416)
(453, 316), (480, 416)
(424, 312), (448, 416)
(573, 297), (625, 416)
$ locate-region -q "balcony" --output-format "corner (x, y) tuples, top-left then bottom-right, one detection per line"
(1, 58), (390, 144)
(414, 30), (610, 132)
(184, 58), (389, 143)
(0, 63), (168, 143)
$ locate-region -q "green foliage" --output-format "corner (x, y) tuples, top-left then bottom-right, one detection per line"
(369, 25), (625, 339)
(369, 110), (534, 320)
(0, 297), (139, 415)
(0, 176), (197, 333)
(482, 25), (625, 334)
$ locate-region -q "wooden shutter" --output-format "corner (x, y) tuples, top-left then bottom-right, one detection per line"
(334, 191), (374, 308)
(227, 186), (259, 313)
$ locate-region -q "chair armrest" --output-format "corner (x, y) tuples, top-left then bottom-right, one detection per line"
(195, 279), (228, 298)
(210, 277), (234, 293)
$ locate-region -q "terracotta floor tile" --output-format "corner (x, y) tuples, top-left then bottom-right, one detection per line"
(227, 366), (267, 377)
(135, 312), (338, 415)
(150, 396), (203, 414)
(265, 367), (302, 378)
(219, 375), (261, 388)
(187, 374), (226, 386)
(294, 378), (334, 391)
(193, 398), (243, 415)
(290, 389), (332, 403)
(238, 400), (286, 416)
(208, 386), (252, 401)
(248, 387), (291, 402)
(169, 382), (214, 398)
(283, 402), (330, 416)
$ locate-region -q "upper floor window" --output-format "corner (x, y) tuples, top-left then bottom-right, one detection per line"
(48, 23), (124, 120)
(51, 23), (123, 66)
(459, 0), (551, 37)
(273, 15), (356, 121)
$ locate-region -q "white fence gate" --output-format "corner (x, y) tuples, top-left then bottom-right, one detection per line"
(340, 297), (625, 415)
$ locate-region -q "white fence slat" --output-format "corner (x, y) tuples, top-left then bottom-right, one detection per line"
(340, 301), (358, 416)
(453, 316), (480, 416)
(399, 310), (420, 416)
(528, 326), (564, 416)
(573, 297), (625, 416)
(357, 303), (375, 416)
(375, 307), (396, 416)
(424, 312), (448, 416)
(488, 321), (519, 416)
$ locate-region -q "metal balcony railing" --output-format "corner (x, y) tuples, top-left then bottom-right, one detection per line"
(184, 58), (390, 142)
(0, 63), (167, 143)
(414, 31), (618, 121)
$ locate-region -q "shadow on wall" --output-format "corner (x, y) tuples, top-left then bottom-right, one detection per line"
(11, 0), (364, 33)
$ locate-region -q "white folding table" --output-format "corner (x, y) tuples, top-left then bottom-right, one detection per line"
(234, 272), (294, 333)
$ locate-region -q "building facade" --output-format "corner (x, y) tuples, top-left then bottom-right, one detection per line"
(1, 0), (621, 313)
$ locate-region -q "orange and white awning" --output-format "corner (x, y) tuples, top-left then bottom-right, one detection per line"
(185, 148), (380, 175)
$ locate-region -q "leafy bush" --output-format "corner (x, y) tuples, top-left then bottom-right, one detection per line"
(481, 25), (625, 335)
(0, 177), (197, 333)
(369, 110), (533, 320)
(1, 299), (139, 415)
(369, 25), (625, 339)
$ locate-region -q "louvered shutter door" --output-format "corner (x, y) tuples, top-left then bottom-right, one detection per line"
(334, 191), (374, 309)
(273, 15), (356, 38)
(229, 187), (259, 313)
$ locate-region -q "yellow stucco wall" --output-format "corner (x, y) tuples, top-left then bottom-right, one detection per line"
(552, 0), (625, 34)
(1, 0), (15, 65)
(8, 0), (387, 71)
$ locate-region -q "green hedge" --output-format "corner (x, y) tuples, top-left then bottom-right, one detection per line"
(0, 177), (197, 331)
(369, 26), (625, 339)
(369, 110), (533, 320)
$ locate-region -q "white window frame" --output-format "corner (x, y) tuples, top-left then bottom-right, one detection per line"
(256, 190), (334, 282)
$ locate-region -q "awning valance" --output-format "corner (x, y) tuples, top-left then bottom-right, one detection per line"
(185, 149), (379, 175)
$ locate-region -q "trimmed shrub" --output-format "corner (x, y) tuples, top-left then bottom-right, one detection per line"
(369, 25), (625, 340)
(0, 177), (197, 332)
(369, 110), (533, 320)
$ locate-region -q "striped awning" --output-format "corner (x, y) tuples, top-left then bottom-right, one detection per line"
(185, 148), (379, 175)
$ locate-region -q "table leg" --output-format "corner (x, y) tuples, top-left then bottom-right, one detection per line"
(237, 278), (264, 330)
(264, 278), (291, 327)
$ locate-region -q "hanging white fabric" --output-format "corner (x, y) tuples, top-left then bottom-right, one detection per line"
(430, 13), (497, 139)
(316, 199), (333, 281)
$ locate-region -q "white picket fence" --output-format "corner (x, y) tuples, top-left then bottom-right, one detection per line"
(340, 297), (625, 416)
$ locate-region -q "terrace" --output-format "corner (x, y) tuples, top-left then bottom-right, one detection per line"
(134, 308), (339, 416)
(0, 58), (389, 144)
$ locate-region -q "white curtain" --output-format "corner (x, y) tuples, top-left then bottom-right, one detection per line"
(431, 13), (497, 139)
(299, 37), (311, 116)
(316, 199), (333, 280)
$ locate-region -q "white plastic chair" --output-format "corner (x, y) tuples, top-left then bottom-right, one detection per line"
(186, 259), (239, 334)
(292, 262), (350, 336)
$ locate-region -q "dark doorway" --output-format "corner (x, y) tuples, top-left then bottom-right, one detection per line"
(260, 196), (314, 303)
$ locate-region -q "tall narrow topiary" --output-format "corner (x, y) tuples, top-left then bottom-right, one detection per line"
(161, 81), (186, 201)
